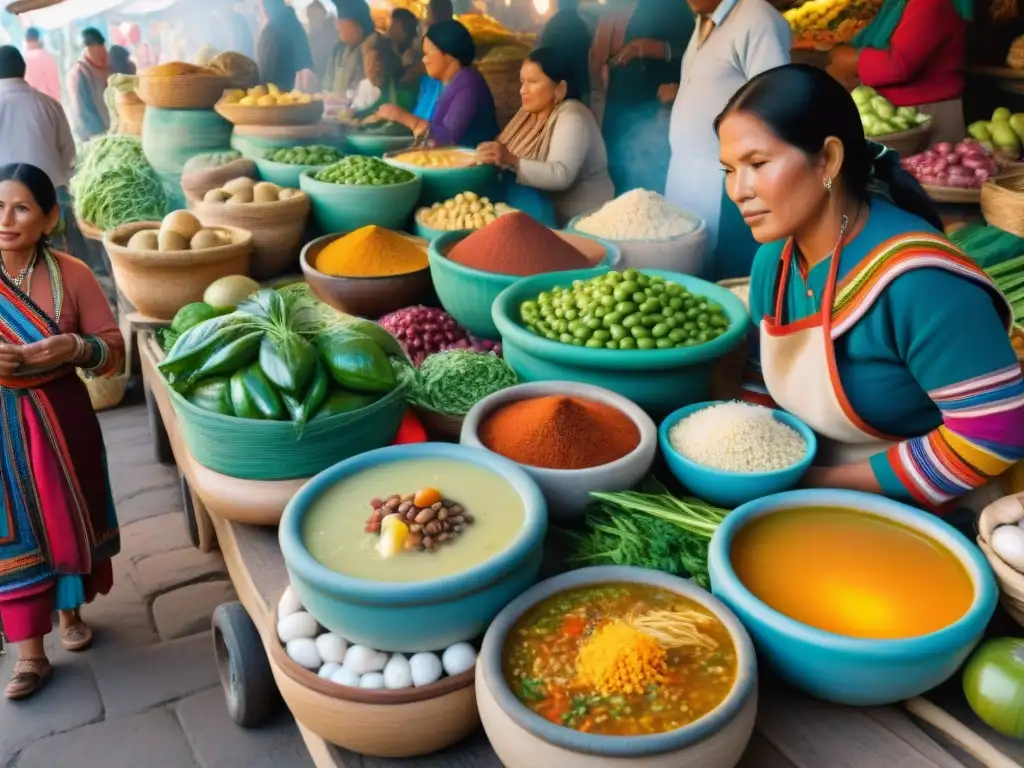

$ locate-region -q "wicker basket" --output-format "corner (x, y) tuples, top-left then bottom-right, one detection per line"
(136, 73), (229, 110)
(75, 215), (104, 242)
(115, 91), (146, 136)
(922, 184), (982, 205)
(187, 191), (310, 279)
(977, 493), (1024, 627)
(78, 360), (129, 411)
(982, 169), (1024, 236)
(180, 158), (258, 200)
(103, 221), (253, 321)
(875, 122), (933, 158)
(413, 405), (465, 441)
(214, 99), (325, 127)
(477, 57), (524, 130)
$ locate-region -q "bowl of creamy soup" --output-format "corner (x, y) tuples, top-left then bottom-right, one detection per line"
(476, 566), (757, 768)
(708, 488), (998, 706)
(279, 442), (548, 652)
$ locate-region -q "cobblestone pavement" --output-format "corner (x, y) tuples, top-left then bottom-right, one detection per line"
(0, 400), (314, 768)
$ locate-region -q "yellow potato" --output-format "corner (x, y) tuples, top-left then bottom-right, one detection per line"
(239, 95), (256, 106)
(256, 95), (277, 107)
(222, 89), (245, 104)
(249, 84), (268, 98)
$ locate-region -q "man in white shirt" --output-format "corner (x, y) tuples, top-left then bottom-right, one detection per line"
(664, 0), (790, 280)
(0, 46), (85, 260)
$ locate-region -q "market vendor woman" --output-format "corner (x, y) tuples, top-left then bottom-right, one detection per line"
(718, 64), (1024, 511)
(826, 0), (970, 144)
(0, 163), (123, 699)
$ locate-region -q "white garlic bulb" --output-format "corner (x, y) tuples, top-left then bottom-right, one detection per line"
(329, 667), (361, 687)
(343, 644), (388, 675)
(277, 611), (318, 643)
(442, 643), (477, 676)
(383, 654), (413, 689)
(285, 638), (321, 670)
(315, 633), (348, 665)
(277, 586), (303, 619)
(318, 662), (342, 679)
(409, 652), (443, 687)
(359, 672), (386, 689)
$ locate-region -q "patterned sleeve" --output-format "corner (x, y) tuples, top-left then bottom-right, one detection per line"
(868, 269), (1024, 508)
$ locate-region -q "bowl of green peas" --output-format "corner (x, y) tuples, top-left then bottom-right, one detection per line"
(254, 145), (344, 188)
(299, 156), (422, 233)
(491, 268), (749, 415)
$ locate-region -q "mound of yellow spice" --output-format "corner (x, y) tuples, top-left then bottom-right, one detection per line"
(316, 225), (428, 278)
(575, 621), (667, 696)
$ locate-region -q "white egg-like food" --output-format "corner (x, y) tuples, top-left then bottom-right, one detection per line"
(409, 652), (443, 687)
(359, 672), (386, 689)
(277, 585), (303, 619)
(316, 633), (348, 665)
(329, 667), (361, 687)
(285, 638), (322, 670)
(442, 643), (477, 676)
(318, 662), (342, 679)
(992, 524), (1024, 572)
(343, 644), (388, 675)
(383, 654), (413, 690)
(277, 611), (318, 643)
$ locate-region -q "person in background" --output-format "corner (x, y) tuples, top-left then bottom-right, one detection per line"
(719, 64), (1024, 511)
(539, 0), (592, 105)
(323, 0), (378, 101)
(390, 8), (423, 89)
(0, 163), (123, 700)
(377, 19), (498, 147)
(826, 0), (971, 144)
(108, 45), (136, 76)
(477, 47), (613, 225)
(66, 28), (110, 143)
(664, 0), (790, 281)
(256, 0), (315, 91)
(306, 0), (338, 82)
(22, 28), (60, 102)
(412, 0), (454, 121)
(589, 0), (694, 196)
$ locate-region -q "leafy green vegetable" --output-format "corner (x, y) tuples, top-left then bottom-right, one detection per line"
(71, 135), (169, 230)
(398, 350), (517, 415)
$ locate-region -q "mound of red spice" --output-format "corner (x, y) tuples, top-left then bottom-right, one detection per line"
(479, 395), (640, 470)
(447, 212), (592, 276)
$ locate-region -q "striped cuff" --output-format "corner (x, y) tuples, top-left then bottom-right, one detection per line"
(78, 335), (109, 375)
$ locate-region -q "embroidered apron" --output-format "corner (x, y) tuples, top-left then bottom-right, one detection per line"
(760, 231), (1014, 512)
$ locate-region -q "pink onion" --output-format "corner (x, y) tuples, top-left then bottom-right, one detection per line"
(935, 142), (954, 155)
(961, 152), (989, 170)
(378, 306), (471, 366)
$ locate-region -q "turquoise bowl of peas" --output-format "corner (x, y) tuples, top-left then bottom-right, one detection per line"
(254, 145), (344, 188)
(492, 268), (749, 415)
(299, 156), (422, 234)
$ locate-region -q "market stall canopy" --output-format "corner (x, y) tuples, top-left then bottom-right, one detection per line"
(7, 0), (128, 27)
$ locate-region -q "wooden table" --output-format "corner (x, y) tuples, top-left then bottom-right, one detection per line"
(137, 332), (1024, 768)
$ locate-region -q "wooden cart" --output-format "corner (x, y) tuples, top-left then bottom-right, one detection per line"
(138, 331), (1024, 768)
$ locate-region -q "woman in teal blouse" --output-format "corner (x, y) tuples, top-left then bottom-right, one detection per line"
(716, 64), (1024, 512)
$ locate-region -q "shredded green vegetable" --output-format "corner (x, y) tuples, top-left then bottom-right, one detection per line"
(71, 136), (169, 230)
(398, 350), (517, 415)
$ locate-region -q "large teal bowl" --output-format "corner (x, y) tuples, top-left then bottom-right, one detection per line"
(492, 269), (749, 415)
(659, 401), (817, 506)
(385, 148), (496, 205)
(429, 230), (621, 340)
(299, 169), (422, 234)
(254, 157), (332, 189)
(708, 489), (998, 706)
(278, 442), (548, 652)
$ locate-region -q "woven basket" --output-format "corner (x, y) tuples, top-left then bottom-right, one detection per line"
(922, 184), (982, 205)
(982, 169), (1024, 236)
(136, 73), (229, 109)
(115, 91), (146, 136)
(103, 221), (253, 321)
(413, 405), (465, 441)
(875, 122), (932, 158)
(977, 493), (1024, 627)
(187, 191), (311, 279)
(180, 158), (258, 200)
(78, 359), (129, 412)
(477, 57), (523, 130)
(214, 100), (325, 127)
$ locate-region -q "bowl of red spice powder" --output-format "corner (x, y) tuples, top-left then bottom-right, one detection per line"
(428, 213), (621, 341)
(460, 381), (657, 523)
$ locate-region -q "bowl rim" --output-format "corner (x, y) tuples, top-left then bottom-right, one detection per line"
(268, 603), (476, 704)
(708, 488), (999, 655)
(300, 231), (431, 282)
(460, 380), (658, 477)
(492, 268), (750, 371)
(382, 145), (483, 171)
(278, 442), (548, 606)
(657, 400), (818, 481)
(253, 155), (336, 173)
(103, 220), (254, 255)
(566, 208), (708, 245)
(478, 565), (757, 757)
(298, 166), (423, 192)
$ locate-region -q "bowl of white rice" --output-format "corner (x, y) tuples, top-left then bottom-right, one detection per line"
(568, 190), (708, 274)
(659, 401), (817, 507)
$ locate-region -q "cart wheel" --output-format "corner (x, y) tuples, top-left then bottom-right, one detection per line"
(144, 384), (173, 466)
(180, 475), (201, 550)
(212, 602), (277, 728)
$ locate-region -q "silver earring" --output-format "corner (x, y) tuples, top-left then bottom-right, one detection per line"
(824, 176), (833, 193)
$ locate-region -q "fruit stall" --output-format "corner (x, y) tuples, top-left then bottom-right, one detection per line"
(62, 52), (1024, 768)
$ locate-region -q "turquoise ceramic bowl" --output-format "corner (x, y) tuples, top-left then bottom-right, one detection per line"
(254, 157), (332, 189)
(384, 148), (496, 205)
(492, 269), (749, 416)
(346, 132), (415, 157)
(412, 215), (448, 243)
(708, 489), (998, 706)
(299, 169), (422, 234)
(278, 443), (548, 652)
(659, 401), (817, 507)
(429, 231), (621, 340)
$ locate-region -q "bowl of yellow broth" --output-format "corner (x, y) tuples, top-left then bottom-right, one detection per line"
(476, 566), (758, 768)
(385, 147), (496, 205)
(279, 442), (548, 652)
(708, 489), (998, 706)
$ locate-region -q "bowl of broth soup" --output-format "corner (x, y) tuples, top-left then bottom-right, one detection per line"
(708, 489), (998, 706)
(279, 442), (548, 652)
(477, 566), (758, 768)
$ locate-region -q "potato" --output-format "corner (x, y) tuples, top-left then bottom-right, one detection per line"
(157, 230), (189, 251)
(204, 188), (231, 203)
(126, 229), (160, 250)
(222, 177), (256, 195)
(256, 94), (277, 107)
(252, 182), (281, 203)
(190, 229), (221, 250)
(278, 188), (302, 201)
(228, 187), (254, 204)
(160, 210), (202, 240)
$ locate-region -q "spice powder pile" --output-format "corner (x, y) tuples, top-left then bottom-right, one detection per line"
(316, 225), (428, 277)
(447, 212), (591, 277)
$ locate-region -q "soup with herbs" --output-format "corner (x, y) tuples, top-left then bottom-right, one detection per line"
(502, 584), (737, 736)
(302, 458), (526, 582)
(730, 506), (974, 639)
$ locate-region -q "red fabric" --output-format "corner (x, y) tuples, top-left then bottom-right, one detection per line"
(857, 0), (967, 106)
(392, 409), (428, 445)
(0, 559), (113, 642)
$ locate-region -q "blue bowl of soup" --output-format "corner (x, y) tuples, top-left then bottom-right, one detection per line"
(708, 489), (998, 706)
(279, 442), (548, 652)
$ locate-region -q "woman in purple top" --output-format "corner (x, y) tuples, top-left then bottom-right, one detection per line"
(376, 20), (498, 146)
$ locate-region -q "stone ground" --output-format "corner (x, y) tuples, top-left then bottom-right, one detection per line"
(0, 395), (315, 768)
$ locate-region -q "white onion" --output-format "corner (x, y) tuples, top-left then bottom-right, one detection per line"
(409, 652), (443, 686)
(343, 645), (388, 675)
(315, 633), (348, 665)
(442, 643), (477, 676)
(383, 654), (413, 689)
(277, 586), (303, 619)
(318, 662), (342, 679)
(277, 612), (318, 643)
(286, 638), (322, 669)
(359, 672), (386, 689)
